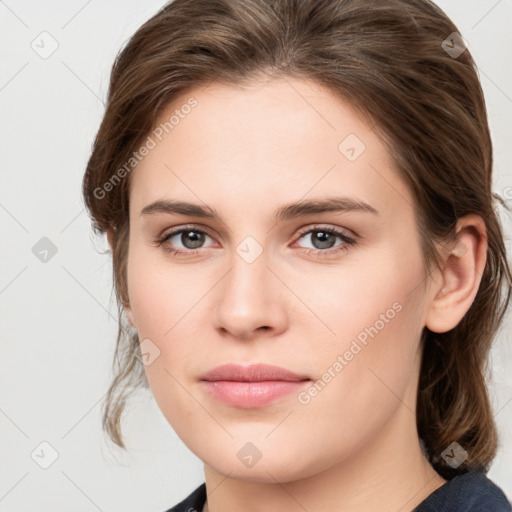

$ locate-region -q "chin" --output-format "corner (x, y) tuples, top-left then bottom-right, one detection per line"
(197, 440), (320, 484)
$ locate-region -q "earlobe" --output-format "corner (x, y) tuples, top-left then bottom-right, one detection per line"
(425, 214), (487, 334)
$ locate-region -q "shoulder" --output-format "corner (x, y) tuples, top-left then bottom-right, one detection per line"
(414, 471), (511, 512)
(162, 483), (206, 512)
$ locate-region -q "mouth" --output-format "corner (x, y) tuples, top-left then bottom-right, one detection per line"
(199, 363), (311, 408)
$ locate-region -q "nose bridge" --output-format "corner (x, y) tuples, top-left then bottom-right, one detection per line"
(213, 242), (287, 339)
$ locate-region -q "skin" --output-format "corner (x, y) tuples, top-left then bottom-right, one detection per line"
(110, 77), (487, 512)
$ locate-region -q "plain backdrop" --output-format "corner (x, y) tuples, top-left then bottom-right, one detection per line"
(1, 1), (511, 511)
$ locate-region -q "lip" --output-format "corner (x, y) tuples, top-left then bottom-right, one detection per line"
(199, 364), (311, 408)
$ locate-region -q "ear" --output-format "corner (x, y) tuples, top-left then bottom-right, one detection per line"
(425, 214), (487, 333)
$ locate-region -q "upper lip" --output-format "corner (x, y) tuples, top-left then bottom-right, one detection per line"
(200, 363), (310, 382)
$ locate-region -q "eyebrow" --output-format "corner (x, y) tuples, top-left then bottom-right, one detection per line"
(140, 197), (379, 222)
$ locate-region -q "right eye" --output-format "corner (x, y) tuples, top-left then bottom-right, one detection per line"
(157, 226), (216, 255)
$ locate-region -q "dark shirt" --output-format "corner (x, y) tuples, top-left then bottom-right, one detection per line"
(413, 471), (511, 511)
(164, 471), (511, 511)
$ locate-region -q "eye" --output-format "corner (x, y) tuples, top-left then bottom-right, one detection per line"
(293, 225), (356, 257)
(157, 226), (215, 255)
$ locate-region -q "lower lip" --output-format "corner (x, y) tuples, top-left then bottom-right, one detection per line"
(201, 380), (310, 408)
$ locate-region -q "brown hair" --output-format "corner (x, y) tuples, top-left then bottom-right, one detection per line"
(82, 0), (511, 480)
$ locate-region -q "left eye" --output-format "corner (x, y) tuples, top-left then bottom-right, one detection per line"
(295, 228), (354, 251)
(297, 230), (339, 250)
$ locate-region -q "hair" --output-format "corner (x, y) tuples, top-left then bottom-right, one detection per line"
(82, 0), (511, 480)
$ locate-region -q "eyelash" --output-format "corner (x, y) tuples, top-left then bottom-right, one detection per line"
(156, 224), (357, 258)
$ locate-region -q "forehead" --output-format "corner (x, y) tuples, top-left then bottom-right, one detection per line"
(129, 78), (413, 222)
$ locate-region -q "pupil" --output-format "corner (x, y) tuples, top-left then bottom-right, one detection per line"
(313, 231), (335, 249)
(182, 231), (204, 249)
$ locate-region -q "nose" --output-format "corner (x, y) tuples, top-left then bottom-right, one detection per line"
(212, 249), (288, 341)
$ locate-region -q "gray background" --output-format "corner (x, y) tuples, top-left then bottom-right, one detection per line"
(1, 1), (511, 510)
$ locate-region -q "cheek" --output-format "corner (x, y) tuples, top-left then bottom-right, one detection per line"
(294, 241), (425, 351)
(126, 242), (204, 339)
(295, 241), (427, 407)
(126, 244), (211, 396)
(126, 253), (202, 436)
(290, 281), (425, 465)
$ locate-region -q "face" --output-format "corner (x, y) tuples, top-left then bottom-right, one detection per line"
(126, 77), (435, 482)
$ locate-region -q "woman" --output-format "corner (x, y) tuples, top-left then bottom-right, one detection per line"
(82, 0), (512, 510)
